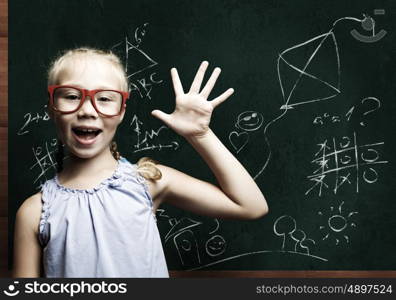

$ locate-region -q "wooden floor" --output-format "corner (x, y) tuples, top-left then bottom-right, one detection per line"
(0, 0), (394, 279)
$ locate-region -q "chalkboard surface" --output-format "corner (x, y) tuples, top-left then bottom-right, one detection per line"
(9, 0), (396, 271)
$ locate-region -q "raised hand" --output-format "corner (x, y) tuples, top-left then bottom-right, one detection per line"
(151, 61), (234, 138)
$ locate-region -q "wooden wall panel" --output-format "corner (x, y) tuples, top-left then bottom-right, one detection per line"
(0, 38), (7, 126)
(0, 127), (7, 216)
(0, 0), (8, 278)
(0, 0), (6, 37)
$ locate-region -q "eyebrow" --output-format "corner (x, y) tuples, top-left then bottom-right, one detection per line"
(61, 84), (118, 90)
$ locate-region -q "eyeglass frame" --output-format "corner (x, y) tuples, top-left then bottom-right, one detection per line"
(48, 85), (130, 117)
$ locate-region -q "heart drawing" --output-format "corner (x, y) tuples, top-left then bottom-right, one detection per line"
(229, 131), (249, 153)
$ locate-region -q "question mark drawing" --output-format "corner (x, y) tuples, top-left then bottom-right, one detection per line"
(360, 97), (381, 126)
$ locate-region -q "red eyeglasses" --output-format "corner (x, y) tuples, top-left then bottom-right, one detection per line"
(48, 85), (130, 117)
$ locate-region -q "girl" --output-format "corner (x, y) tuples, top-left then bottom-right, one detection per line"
(13, 48), (268, 278)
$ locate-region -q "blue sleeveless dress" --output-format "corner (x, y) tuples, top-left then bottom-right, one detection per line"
(38, 157), (169, 278)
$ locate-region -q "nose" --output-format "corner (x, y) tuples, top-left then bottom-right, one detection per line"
(77, 95), (98, 117)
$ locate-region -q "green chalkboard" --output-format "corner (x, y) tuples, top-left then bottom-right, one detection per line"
(9, 0), (396, 271)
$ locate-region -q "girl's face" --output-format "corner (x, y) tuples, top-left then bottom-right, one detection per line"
(51, 55), (126, 159)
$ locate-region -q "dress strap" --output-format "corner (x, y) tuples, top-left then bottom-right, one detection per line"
(117, 157), (156, 219)
(39, 179), (57, 246)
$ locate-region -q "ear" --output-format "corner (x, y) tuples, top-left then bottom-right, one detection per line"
(117, 106), (126, 124)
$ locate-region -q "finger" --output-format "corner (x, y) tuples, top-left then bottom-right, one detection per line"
(189, 61), (209, 93)
(200, 67), (221, 98)
(171, 68), (184, 97)
(151, 110), (172, 126)
(210, 88), (234, 108)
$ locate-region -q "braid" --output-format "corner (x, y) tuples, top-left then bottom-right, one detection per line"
(136, 157), (162, 180)
(109, 142), (161, 180)
(55, 141), (64, 173)
(110, 141), (121, 160)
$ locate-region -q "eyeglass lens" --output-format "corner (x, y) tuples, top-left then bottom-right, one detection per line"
(53, 87), (122, 115)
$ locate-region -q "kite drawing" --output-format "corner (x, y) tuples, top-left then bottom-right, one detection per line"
(254, 15), (371, 180)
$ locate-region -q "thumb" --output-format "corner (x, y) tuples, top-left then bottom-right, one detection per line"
(151, 110), (172, 125)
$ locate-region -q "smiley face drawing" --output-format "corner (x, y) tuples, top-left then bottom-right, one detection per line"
(229, 110), (270, 178)
(229, 111), (265, 153)
(236, 111), (264, 132)
(205, 235), (226, 257)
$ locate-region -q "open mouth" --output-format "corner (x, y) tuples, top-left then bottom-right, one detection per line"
(72, 127), (102, 142)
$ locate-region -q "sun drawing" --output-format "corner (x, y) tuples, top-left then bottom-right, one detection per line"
(318, 201), (358, 245)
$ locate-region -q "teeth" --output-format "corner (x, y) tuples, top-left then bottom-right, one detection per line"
(77, 128), (98, 132)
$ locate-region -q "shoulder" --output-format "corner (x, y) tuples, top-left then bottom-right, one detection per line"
(17, 193), (42, 216)
(123, 158), (184, 208)
(15, 192), (42, 234)
(147, 163), (182, 188)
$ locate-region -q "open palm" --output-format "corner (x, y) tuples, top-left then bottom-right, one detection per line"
(151, 61), (234, 138)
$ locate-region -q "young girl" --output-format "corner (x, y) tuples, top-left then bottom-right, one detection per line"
(12, 48), (268, 278)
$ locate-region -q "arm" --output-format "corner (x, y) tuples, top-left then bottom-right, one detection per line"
(12, 193), (43, 277)
(150, 61), (268, 220)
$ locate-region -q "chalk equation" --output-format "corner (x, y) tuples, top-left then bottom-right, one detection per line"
(17, 105), (50, 136)
(112, 23), (163, 100)
(313, 97), (381, 127)
(305, 132), (388, 196)
(30, 139), (58, 188)
(130, 114), (179, 153)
